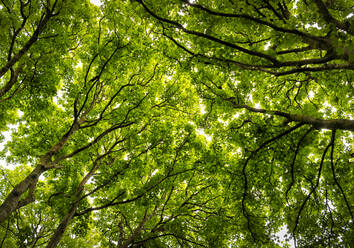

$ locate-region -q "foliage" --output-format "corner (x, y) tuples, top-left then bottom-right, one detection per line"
(0, 0), (353, 247)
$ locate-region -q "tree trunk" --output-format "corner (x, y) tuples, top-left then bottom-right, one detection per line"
(0, 164), (47, 223)
(0, 64), (23, 100)
(46, 200), (81, 248)
(121, 210), (156, 248)
(46, 156), (102, 248)
(0, 120), (82, 223)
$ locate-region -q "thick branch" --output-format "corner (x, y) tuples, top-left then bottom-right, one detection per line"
(0, 12), (52, 79)
(0, 112), (84, 223)
(241, 123), (304, 241)
(121, 208), (157, 248)
(137, 0), (279, 65)
(160, 25), (352, 76)
(46, 139), (125, 248)
(313, 0), (353, 35)
(181, 0), (320, 41)
(141, 0), (353, 75)
(228, 102), (354, 131)
(0, 64), (23, 99)
(0, 165), (47, 223)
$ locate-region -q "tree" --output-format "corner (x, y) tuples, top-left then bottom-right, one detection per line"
(0, 0), (353, 247)
(134, 0), (354, 246)
(136, 0), (354, 76)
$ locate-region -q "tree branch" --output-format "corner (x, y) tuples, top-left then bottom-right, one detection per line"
(293, 132), (334, 235)
(285, 127), (314, 201)
(241, 123), (304, 241)
(227, 101), (354, 131)
(0, 10), (54, 78)
(313, 0), (353, 35)
(329, 130), (353, 221)
(137, 0), (279, 64)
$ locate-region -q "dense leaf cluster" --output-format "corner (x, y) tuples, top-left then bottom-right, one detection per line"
(0, 0), (353, 247)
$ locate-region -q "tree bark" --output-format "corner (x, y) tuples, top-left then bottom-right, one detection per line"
(46, 154), (104, 248)
(230, 103), (354, 131)
(287, 113), (354, 131)
(121, 209), (156, 248)
(0, 64), (23, 100)
(0, 163), (47, 223)
(0, 12), (51, 79)
(0, 120), (82, 223)
(313, 0), (353, 35)
(46, 199), (81, 248)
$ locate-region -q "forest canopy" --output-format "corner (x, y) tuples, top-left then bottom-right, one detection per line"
(0, 0), (353, 247)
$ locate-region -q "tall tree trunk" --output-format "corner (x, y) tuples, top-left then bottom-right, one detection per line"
(121, 209), (156, 248)
(46, 199), (81, 248)
(0, 163), (47, 223)
(0, 120), (81, 223)
(46, 156), (102, 248)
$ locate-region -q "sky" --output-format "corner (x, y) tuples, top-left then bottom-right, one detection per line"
(90, 0), (102, 6)
(1, 1), (351, 246)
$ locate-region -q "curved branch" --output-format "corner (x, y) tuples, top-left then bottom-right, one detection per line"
(0, 64), (23, 100)
(242, 123), (304, 241)
(139, 0), (353, 76)
(313, 0), (353, 35)
(0, 219), (10, 247)
(75, 169), (195, 217)
(330, 130), (353, 220)
(0, 9), (54, 79)
(285, 127), (314, 201)
(136, 0), (279, 64)
(276, 46), (314, 55)
(293, 132), (334, 235)
(0, 164), (47, 223)
(227, 101), (354, 131)
(181, 0), (320, 41)
(46, 139), (125, 248)
(160, 28), (353, 76)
